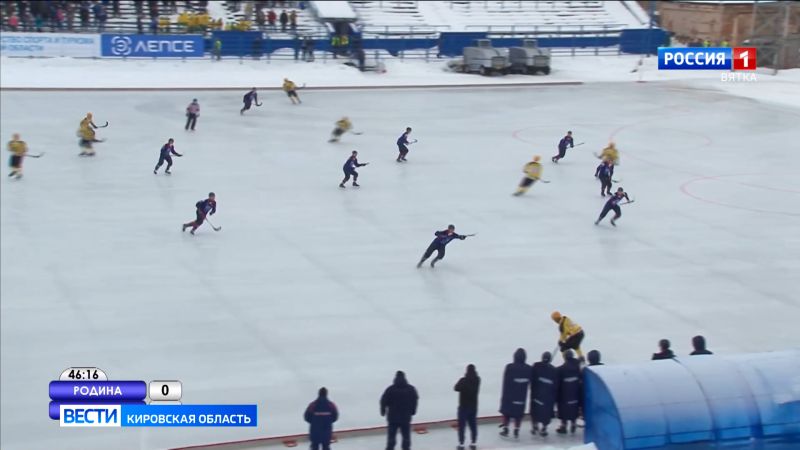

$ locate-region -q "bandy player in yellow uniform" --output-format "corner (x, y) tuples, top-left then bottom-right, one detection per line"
(513, 155), (544, 196)
(7, 133), (28, 179)
(78, 113), (105, 156)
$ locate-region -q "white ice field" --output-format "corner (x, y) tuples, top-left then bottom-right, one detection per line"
(1, 79), (800, 450)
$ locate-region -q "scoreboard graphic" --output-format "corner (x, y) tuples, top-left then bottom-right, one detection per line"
(49, 367), (257, 427)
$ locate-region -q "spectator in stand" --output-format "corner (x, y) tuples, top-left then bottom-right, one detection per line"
(289, 9), (297, 32)
(652, 339), (675, 360)
(97, 4), (107, 32)
(380, 371), (418, 450)
(555, 350), (581, 435)
(136, 13), (143, 34)
(499, 348), (530, 439)
(7, 13), (19, 31)
(112, 0), (119, 17)
(302, 36), (314, 62)
(55, 6), (65, 29)
(586, 350), (603, 366)
(279, 9), (287, 32)
(255, 7), (265, 31)
(304, 387), (338, 450)
(149, 15), (158, 34)
(148, 0), (159, 18)
(66, 2), (75, 30)
(134, 0), (143, 15)
(530, 351), (558, 437)
(252, 36), (263, 60)
(213, 38), (222, 60)
(454, 364), (480, 450)
(267, 9), (276, 31)
(79, 2), (90, 30)
(690, 335), (713, 355)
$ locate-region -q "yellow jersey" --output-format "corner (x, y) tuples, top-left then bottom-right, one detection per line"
(600, 145), (619, 164)
(8, 139), (27, 156)
(523, 161), (542, 180)
(79, 118), (96, 140)
(283, 80), (297, 92)
(558, 316), (582, 342)
(335, 119), (352, 131)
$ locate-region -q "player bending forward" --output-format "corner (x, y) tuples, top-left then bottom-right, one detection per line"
(240, 88), (260, 115)
(182, 192), (217, 235)
(339, 151), (368, 188)
(78, 112), (103, 156)
(396, 127), (412, 162)
(417, 225), (469, 268)
(283, 78), (301, 104)
(513, 155), (542, 196)
(329, 117), (352, 143)
(551, 131), (574, 163)
(595, 187), (631, 226)
(551, 311), (585, 361)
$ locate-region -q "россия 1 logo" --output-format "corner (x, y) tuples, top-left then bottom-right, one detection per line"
(658, 47), (757, 71)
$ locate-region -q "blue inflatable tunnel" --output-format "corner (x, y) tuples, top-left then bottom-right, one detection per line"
(584, 350), (800, 450)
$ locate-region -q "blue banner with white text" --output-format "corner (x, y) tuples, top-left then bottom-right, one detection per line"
(101, 34), (204, 58)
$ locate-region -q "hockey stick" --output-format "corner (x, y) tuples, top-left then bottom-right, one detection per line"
(205, 217), (222, 232)
(26, 153), (44, 158)
(351, 131), (364, 135)
(409, 139), (418, 144)
(621, 199), (635, 205)
(539, 180), (551, 183)
(612, 178), (621, 183)
(97, 121), (109, 128)
(255, 101), (263, 107)
(464, 233), (477, 237)
(574, 142), (585, 147)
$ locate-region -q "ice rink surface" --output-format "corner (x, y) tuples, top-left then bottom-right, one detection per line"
(1, 81), (799, 450)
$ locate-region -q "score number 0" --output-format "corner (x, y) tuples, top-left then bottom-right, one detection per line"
(149, 380), (182, 402)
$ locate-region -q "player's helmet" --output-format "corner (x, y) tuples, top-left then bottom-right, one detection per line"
(209, 192), (216, 197)
(448, 224), (455, 230)
(87, 112), (93, 119)
(533, 155), (541, 162)
(551, 311), (562, 321)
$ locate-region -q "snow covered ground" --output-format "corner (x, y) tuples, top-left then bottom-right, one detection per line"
(1, 55), (800, 450)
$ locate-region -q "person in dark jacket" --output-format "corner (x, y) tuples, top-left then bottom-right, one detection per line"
(529, 351), (558, 437)
(690, 335), (713, 355)
(279, 9), (288, 32)
(587, 349), (603, 366)
(499, 348), (531, 439)
(652, 339), (675, 360)
(556, 350), (581, 434)
(454, 364), (480, 450)
(380, 371), (418, 450)
(416, 225), (469, 268)
(304, 387), (339, 450)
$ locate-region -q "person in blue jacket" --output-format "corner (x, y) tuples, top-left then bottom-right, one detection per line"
(380, 371), (419, 450)
(304, 387), (339, 450)
(556, 350), (582, 434)
(499, 348), (531, 439)
(182, 192), (217, 235)
(529, 351), (559, 437)
(396, 127), (412, 162)
(551, 131), (574, 163)
(339, 150), (368, 188)
(416, 224), (469, 268)
(240, 88), (260, 115)
(153, 138), (183, 175)
(594, 159), (613, 196)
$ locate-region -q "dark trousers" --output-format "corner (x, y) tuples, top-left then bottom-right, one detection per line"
(457, 408), (477, 445)
(502, 415), (522, 428)
(185, 113), (197, 130)
(155, 154), (173, 171)
(386, 422), (410, 450)
(421, 243), (445, 262)
(398, 144), (408, 158)
(309, 440), (330, 450)
(241, 101), (252, 113)
(557, 147), (567, 158)
(562, 330), (585, 352)
(9, 155), (22, 168)
(519, 177), (535, 188)
(185, 210), (205, 228)
(599, 176), (612, 195)
(342, 169), (358, 183)
(598, 204), (621, 221)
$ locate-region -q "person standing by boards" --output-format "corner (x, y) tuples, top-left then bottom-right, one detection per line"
(185, 99), (200, 131)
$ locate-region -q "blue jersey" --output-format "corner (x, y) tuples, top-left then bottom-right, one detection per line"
(243, 90), (258, 104)
(558, 135), (574, 151)
(397, 132), (410, 146)
(431, 230), (464, 247)
(196, 199), (216, 215)
(343, 156), (365, 171)
(605, 193), (629, 207)
(160, 144), (179, 158)
(595, 163), (612, 178)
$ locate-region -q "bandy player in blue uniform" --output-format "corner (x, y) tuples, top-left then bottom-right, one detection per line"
(416, 224), (469, 268)
(396, 127), (412, 162)
(551, 131), (574, 163)
(182, 192), (217, 234)
(240, 88), (261, 115)
(153, 138), (183, 174)
(595, 187), (632, 226)
(339, 150), (369, 188)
